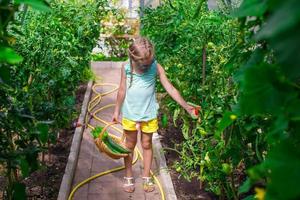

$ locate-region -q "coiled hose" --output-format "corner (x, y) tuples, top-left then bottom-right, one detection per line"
(68, 83), (165, 200)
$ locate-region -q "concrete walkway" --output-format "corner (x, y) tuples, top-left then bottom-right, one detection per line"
(71, 62), (162, 200)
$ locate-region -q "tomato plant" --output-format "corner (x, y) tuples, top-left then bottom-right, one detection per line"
(142, 0), (300, 199)
(0, 0), (109, 199)
(141, 1), (250, 198)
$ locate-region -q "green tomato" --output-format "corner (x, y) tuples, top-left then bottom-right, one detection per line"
(222, 163), (232, 175)
(207, 42), (215, 48)
(199, 129), (207, 136)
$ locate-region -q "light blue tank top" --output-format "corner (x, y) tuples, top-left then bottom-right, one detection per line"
(121, 60), (159, 121)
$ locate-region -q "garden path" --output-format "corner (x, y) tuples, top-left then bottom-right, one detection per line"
(72, 62), (162, 200)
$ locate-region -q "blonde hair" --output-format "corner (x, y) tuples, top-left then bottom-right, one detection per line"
(128, 37), (155, 87)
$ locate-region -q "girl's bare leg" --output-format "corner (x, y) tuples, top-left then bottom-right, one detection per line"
(141, 132), (153, 177)
(141, 132), (155, 192)
(124, 130), (137, 177)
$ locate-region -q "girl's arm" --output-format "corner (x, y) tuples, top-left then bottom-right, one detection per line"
(157, 63), (199, 117)
(112, 63), (127, 122)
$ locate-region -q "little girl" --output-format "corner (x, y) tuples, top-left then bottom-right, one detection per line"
(112, 37), (198, 193)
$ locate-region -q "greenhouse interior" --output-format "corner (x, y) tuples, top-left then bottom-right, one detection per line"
(0, 0), (299, 200)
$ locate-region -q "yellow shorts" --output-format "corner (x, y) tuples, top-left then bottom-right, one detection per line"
(122, 118), (158, 133)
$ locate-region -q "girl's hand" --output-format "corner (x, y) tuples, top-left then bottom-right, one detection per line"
(185, 104), (201, 120)
(112, 112), (120, 122)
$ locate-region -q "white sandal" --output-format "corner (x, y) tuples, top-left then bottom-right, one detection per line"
(123, 177), (135, 193)
(142, 176), (155, 192)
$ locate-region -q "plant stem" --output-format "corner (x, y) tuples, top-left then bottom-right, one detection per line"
(200, 180), (203, 190)
(230, 172), (238, 200)
(162, 147), (182, 156)
(202, 45), (207, 86)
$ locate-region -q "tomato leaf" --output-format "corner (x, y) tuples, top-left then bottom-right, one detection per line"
(0, 46), (23, 64)
(15, 0), (51, 12)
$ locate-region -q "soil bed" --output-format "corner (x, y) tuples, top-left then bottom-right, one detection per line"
(158, 113), (217, 200)
(0, 83), (87, 200)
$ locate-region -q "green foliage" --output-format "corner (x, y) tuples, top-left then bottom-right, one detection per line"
(0, 47), (23, 64)
(91, 52), (127, 61)
(15, 0), (51, 12)
(98, 7), (136, 58)
(232, 0), (300, 199)
(11, 1), (106, 128)
(0, 0), (109, 199)
(161, 113), (168, 128)
(142, 0), (300, 199)
(141, 0), (250, 198)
